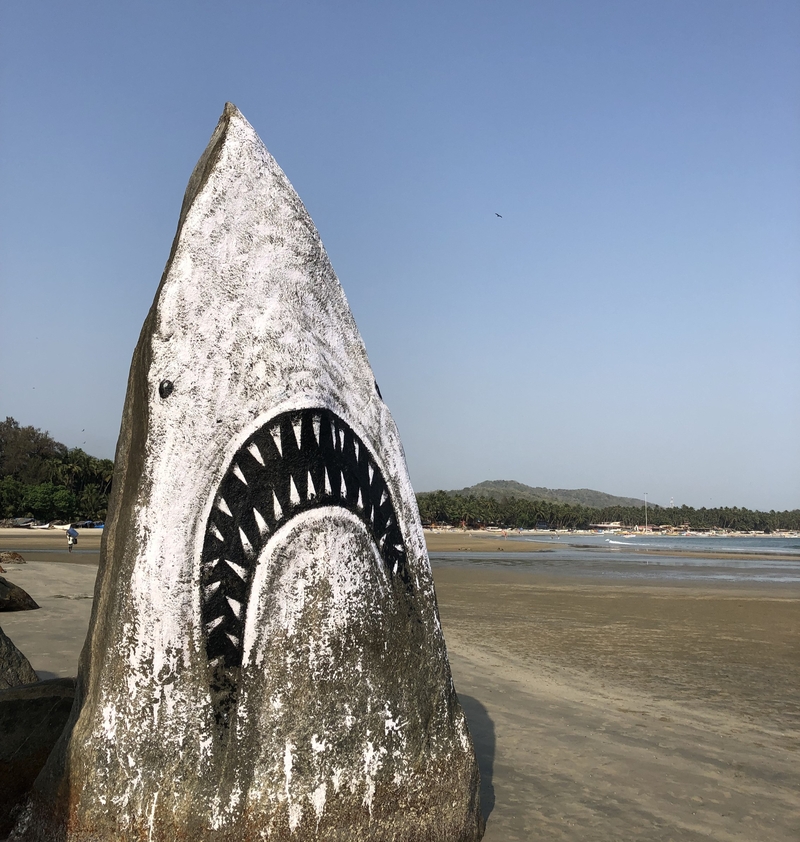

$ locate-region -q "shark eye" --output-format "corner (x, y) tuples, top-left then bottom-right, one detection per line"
(159, 380), (174, 399)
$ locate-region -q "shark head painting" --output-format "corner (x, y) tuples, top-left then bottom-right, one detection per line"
(13, 104), (484, 841)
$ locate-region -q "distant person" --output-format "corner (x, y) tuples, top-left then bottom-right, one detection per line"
(66, 527), (78, 553)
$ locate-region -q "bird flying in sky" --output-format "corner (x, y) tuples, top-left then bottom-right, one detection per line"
(495, 212), (503, 218)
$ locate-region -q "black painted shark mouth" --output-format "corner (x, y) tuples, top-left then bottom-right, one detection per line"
(200, 407), (409, 726)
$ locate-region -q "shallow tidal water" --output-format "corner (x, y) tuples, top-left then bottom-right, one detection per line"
(430, 533), (800, 585)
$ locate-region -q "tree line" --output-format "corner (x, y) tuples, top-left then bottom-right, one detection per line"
(0, 417), (113, 522)
(416, 490), (800, 533)
(3, 416), (797, 532)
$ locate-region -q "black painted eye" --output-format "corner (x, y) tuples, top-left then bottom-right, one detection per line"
(159, 380), (174, 399)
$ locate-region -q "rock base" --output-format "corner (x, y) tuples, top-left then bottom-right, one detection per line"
(0, 679), (76, 837)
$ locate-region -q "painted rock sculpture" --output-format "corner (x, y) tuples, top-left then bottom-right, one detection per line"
(14, 104), (483, 841)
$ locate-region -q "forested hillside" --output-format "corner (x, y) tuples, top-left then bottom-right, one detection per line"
(452, 479), (646, 509)
(0, 417), (113, 521)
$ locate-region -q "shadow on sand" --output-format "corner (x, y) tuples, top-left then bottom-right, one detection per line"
(34, 671), (60, 681)
(458, 694), (496, 820)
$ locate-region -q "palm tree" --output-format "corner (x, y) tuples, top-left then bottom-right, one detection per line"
(80, 485), (107, 520)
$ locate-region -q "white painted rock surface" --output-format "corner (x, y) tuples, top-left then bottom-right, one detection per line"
(13, 103), (483, 841)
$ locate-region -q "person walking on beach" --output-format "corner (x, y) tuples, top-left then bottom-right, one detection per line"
(66, 527), (78, 553)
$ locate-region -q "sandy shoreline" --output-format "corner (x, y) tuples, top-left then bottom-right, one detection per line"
(424, 528), (800, 561)
(1, 531), (798, 839)
(0, 528), (103, 566)
(2, 526), (796, 563)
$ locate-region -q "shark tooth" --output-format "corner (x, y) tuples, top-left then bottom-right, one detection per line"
(291, 417), (303, 450)
(238, 527), (254, 559)
(247, 442), (264, 466)
(270, 425), (282, 457)
(32, 102), (482, 842)
(253, 507), (269, 537)
(289, 476), (301, 506)
(232, 463), (248, 485)
(225, 559), (248, 580)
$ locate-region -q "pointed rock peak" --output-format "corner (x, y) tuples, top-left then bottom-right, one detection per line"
(20, 104), (483, 842)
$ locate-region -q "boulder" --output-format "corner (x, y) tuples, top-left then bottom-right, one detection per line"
(0, 625), (39, 689)
(0, 679), (76, 838)
(0, 577), (39, 612)
(0, 552), (25, 565)
(13, 104), (482, 841)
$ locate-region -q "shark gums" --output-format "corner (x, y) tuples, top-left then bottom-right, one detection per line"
(12, 104), (484, 841)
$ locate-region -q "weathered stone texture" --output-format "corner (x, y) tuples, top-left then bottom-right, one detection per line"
(0, 625), (40, 689)
(12, 103), (483, 841)
(0, 679), (76, 837)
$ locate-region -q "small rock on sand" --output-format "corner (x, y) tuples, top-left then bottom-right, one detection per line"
(0, 552), (25, 565)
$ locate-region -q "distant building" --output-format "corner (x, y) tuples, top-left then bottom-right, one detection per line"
(589, 521), (623, 532)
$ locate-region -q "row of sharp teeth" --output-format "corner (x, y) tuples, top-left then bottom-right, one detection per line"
(201, 413), (406, 652)
(209, 469), (394, 562)
(228, 414), (368, 485)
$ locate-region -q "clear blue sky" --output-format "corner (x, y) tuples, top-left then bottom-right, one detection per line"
(1, 1), (798, 510)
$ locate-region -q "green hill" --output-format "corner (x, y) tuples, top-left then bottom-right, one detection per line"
(450, 479), (647, 509)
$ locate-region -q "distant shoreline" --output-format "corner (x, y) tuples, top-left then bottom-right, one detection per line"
(423, 527), (800, 561)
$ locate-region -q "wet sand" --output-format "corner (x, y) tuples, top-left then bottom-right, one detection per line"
(436, 565), (800, 841)
(1, 527), (103, 566)
(1, 530), (798, 839)
(425, 530), (555, 553)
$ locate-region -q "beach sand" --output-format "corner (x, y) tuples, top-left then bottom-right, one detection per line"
(1, 529), (798, 840)
(435, 565), (799, 840)
(425, 530), (555, 553)
(1, 527), (103, 566)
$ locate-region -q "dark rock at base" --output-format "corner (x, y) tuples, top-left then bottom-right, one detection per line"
(0, 679), (76, 838)
(0, 627), (39, 689)
(0, 578), (39, 612)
